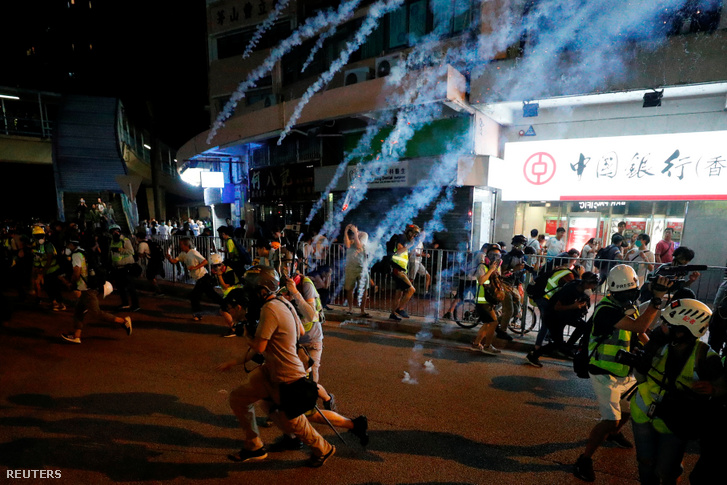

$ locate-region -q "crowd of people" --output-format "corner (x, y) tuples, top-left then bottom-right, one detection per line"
(2, 213), (726, 477)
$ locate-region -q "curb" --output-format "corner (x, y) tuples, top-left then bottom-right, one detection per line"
(142, 279), (537, 353)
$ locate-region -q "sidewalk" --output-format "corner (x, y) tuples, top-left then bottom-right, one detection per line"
(147, 278), (539, 353)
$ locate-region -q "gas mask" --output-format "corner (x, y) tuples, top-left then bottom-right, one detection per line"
(667, 325), (695, 346)
(112, 233), (121, 242)
(612, 288), (640, 307)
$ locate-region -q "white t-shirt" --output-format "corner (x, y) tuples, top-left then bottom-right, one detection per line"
(72, 251), (88, 291)
(626, 247), (655, 287)
(178, 248), (207, 280)
(546, 236), (565, 258)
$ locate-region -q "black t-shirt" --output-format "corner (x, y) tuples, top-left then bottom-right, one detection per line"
(547, 280), (588, 321)
(592, 303), (625, 337)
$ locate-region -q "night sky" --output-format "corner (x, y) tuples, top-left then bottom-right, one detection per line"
(0, 0), (210, 148)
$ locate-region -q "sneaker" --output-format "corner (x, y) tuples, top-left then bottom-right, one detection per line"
(52, 302), (60, 312)
(350, 415), (369, 446)
(606, 432), (634, 449)
(227, 446), (268, 462)
(443, 311), (453, 320)
(526, 351), (543, 368)
(61, 333), (81, 344)
(222, 328), (237, 338)
(192, 314), (202, 321)
(496, 329), (514, 341)
(267, 435), (303, 452)
(389, 312), (402, 321)
(323, 393), (337, 412)
(471, 342), (484, 352)
(573, 454), (595, 482)
(124, 317), (132, 336)
(481, 344), (501, 355)
(306, 446), (335, 468)
(395, 309), (410, 318)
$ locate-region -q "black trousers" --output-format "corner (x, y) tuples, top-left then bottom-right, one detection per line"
(190, 274), (224, 313)
(112, 265), (139, 308)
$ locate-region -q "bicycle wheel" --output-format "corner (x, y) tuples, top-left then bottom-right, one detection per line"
(455, 300), (480, 329)
(508, 304), (539, 335)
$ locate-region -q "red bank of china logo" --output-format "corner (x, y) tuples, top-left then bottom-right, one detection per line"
(523, 152), (556, 185)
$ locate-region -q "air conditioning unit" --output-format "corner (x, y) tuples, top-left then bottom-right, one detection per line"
(376, 53), (404, 78)
(343, 68), (371, 86)
(263, 94), (279, 107)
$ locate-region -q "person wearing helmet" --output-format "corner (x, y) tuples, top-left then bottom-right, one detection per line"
(30, 224), (65, 311)
(573, 265), (672, 482)
(108, 224), (140, 312)
(217, 271), (336, 467)
(389, 224), (420, 321)
(526, 272), (600, 367)
(166, 237), (223, 321)
(61, 239), (132, 344)
(210, 252), (243, 337)
(629, 299), (723, 485)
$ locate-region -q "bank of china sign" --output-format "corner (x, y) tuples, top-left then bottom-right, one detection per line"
(493, 131), (727, 201)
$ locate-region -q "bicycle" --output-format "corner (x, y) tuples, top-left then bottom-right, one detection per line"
(508, 298), (540, 335)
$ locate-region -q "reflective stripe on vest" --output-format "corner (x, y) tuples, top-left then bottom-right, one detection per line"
(631, 341), (707, 433)
(221, 267), (241, 297)
(475, 264), (492, 304)
(544, 269), (571, 300)
(391, 250), (409, 270)
(110, 239), (126, 265)
(33, 242), (60, 273)
(589, 296), (634, 377)
(301, 277), (322, 332)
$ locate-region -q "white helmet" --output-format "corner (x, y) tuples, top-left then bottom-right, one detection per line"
(102, 281), (114, 299)
(209, 253), (223, 265)
(607, 264), (639, 292)
(662, 299), (712, 338)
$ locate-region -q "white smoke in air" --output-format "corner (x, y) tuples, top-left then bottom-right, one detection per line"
(301, 26), (337, 73)
(242, 0), (291, 59)
(277, 0), (406, 145)
(402, 371), (418, 384)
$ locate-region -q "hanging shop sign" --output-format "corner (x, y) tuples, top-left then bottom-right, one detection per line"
(347, 160), (409, 189)
(249, 164), (314, 202)
(492, 131), (727, 201)
(566, 216), (599, 252)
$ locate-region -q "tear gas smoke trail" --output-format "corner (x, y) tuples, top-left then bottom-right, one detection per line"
(305, 0), (474, 227)
(304, 111), (395, 227)
(277, 0), (406, 145)
(318, 100), (442, 244)
(207, 0), (363, 143)
(301, 26), (337, 73)
(242, 0), (291, 59)
(485, 0), (690, 102)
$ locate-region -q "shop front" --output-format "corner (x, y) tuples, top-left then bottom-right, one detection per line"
(489, 130), (727, 266)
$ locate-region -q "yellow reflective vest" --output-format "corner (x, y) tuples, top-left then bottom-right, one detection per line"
(589, 296), (635, 378)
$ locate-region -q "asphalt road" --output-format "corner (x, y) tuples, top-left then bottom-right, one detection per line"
(0, 291), (701, 484)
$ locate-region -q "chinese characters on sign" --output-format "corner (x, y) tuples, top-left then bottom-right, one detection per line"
(347, 161), (409, 188)
(211, 1), (269, 30)
(249, 165), (314, 202)
(497, 131), (727, 201)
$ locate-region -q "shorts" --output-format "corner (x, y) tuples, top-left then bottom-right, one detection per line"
(343, 268), (369, 291)
(408, 260), (428, 279)
(475, 303), (496, 323)
(392, 266), (414, 291)
(590, 372), (635, 421)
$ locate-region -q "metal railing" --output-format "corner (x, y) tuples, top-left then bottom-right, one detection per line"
(146, 238), (726, 329)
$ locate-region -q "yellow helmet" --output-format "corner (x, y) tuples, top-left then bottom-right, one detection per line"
(32, 226), (45, 236)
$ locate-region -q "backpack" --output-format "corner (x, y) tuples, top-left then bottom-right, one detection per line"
(385, 234), (399, 256)
(573, 301), (620, 378)
(594, 244), (621, 272)
(147, 240), (165, 263)
(482, 270), (506, 305)
(526, 268), (558, 300)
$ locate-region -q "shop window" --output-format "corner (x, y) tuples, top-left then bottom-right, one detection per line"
(388, 6), (409, 48)
(361, 23), (384, 59)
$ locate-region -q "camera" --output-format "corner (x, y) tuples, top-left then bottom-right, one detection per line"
(615, 348), (652, 374)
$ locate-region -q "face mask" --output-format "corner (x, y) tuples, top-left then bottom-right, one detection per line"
(668, 326), (694, 345)
(635, 240), (642, 248)
(112, 234), (121, 242)
(64, 248), (72, 256)
(37, 238), (45, 245)
(613, 289), (640, 306)
(488, 252), (501, 262)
